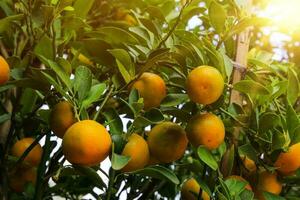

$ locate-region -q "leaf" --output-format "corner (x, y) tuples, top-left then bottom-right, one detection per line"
(74, 166), (106, 190)
(38, 56), (72, 91)
(286, 103), (300, 141)
(146, 6), (165, 21)
(197, 146), (218, 170)
(234, 80), (270, 96)
(111, 152), (130, 170)
(209, 1), (227, 33)
(109, 49), (135, 83)
(96, 27), (139, 45)
(0, 113), (11, 124)
(263, 192), (285, 200)
(73, 0), (95, 19)
(287, 68), (300, 105)
(0, 14), (23, 34)
(103, 108), (123, 135)
(161, 94), (189, 107)
(133, 109), (164, 128)
(224, 178), (247, 196)
(221, 144), (234, 177)
(132, 165), (179, 184)
(73, 66), (92, 101)
(82, 83), (106, 108)
(34, 35), (54, 60)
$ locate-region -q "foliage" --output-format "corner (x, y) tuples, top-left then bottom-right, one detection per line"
(0, 0), (300, 199)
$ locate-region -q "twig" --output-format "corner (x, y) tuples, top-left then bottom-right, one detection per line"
(93, 85), (115, 121)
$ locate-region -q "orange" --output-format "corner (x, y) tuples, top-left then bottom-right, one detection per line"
(274, 142), (300, 175)
(131, 72), (166, 110)
(181, 178), (210, 200)
(257, 171), (282, 196)
(121, 133), (150, 172)
(186, 65), (224, 105)
(50, 101), (76, 138)
(186, 113), (225, 150)
(78, 54), (93, 65)
(0, 56), (10, 85)
(147, 122), (188, 163)
(124, 14), (137, 26)
(148, 154), (160, 166)
(62, 120), (112, 166)
(10, 166), (37, 192)
(226, 175), (252, 191)
(11, 137), (43, 166)
(241, 156), (257, 174)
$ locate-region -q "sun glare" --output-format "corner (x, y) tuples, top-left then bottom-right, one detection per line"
(262, 0), (300, 32)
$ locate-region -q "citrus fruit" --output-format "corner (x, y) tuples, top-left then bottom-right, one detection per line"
(186, 65), (224, 105)
(0, 56), (10, 85)
(274, 142), (300, 175)
(10, 166), (37, 192)
(181, 178), (210, 200)
(121, 133), (149, 172)
(186, 113), (225, 150)
(131, 72), (166, 110)
(50, 101), (76, 138)
(257, 171), (282, 195)
(62, 120), (112, 166)
(11, 137), (43, 166)
(241, 156), (257, 174)
(147, 122), (188, 163)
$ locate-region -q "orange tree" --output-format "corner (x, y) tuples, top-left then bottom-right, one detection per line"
(0, 0), (300, 199)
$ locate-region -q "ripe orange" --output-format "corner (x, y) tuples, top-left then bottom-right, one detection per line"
(121, 133), (150, 172)
(181, 178), (210, 200)
(186, 65), (224, 105)
(11, 137), (43, 166)
(147, 122), (188, 163)
(241, 156), (257, 174)
(10, 166), (37, 192)
(257, 171), (282, 196)
(274, 142), (300, 175)
(62, 120), (112, 166)
(131, 72), (166, 110)
(186, 113), (225, 150)
(0, 56), (10, 85)
(50, 101), (76, 138)
(226, 175), (252, 191)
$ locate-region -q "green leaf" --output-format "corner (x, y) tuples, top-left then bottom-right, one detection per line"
(287, 68), (300, 105)
(34, 35), (54, 60)
(209, 1), (227, 33)
(197, 146), (218, 170)
(103, 108), (123, 135)
(96, 27), (139, 45)
(263, 192), (285, 200)
(73, 0), (95, 19)
(0, 14), (23, 34)
(221, 144), (234, 177)
(109, 49), (135, 83)
(132, 165), (179, 184)
(74, 66), (92, 101)
(161, 94), (188, 107)
(234, 80), (270, 96)
(74, 166), (106, 190)
(224, 178), (247, 196)
(111, 152), (130, 170)
(0, 113), (11, 124)
(38, 56), (72, 91)
(286, 103), (299, 141)
(82, 83), (106, 108)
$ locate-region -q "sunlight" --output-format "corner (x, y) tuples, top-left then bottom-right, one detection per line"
(262, 0), (300, 33)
